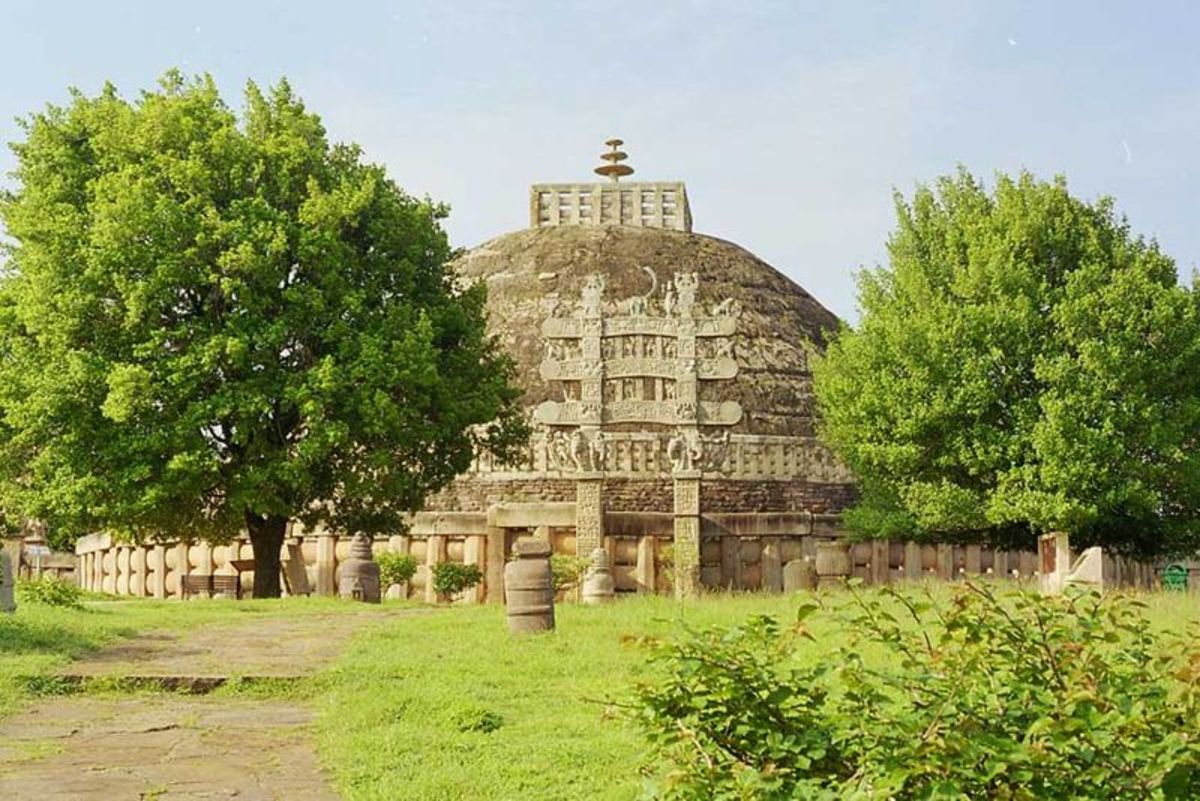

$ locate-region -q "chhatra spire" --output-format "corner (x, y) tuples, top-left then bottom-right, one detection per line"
(594, 138), (634, 183)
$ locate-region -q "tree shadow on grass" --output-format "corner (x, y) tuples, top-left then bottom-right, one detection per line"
(0, 617), (133, 660)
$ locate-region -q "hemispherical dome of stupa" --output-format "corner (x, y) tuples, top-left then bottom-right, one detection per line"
(427, 155), (856, 530)
(454, 224), (839, 439)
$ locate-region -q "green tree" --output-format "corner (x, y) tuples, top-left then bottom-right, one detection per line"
(813, 169), (1200, 557)
(0, 72), (527, 596)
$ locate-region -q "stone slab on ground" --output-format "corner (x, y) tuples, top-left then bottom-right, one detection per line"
(0, 696), (337, 800)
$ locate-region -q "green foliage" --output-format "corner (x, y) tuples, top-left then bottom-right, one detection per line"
(430, 562), (482, 598)
(15, 576), (85, 609)
(632, 584), (1200, 800)
(376, 551), (418, 588)
(0, 71), (527, 552)
(550, 553), (589, 592)
(813, 169), (1200, 557)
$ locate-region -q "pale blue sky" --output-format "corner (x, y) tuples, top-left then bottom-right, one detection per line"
(4, 1), (1199, 319)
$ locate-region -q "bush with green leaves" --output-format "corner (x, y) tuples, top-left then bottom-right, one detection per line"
(631, 583), (1200, 800)
(376, 551), (418, 589)
(430, 562), (483, 599)
(550, 554), (589, 592)
(16, 575), (86, 609)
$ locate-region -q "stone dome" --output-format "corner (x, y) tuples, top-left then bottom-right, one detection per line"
(454, 225), (840, 438)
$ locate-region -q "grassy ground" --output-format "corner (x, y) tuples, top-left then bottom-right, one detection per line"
(313, 587), (1200, 801)
(3, 586), (1199, 800)
(0, 595), (372, 715)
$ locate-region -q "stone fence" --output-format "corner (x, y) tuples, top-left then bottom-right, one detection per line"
(73, 507), (1163, 601)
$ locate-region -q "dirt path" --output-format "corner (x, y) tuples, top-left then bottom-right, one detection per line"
(0, 607), (416, 800)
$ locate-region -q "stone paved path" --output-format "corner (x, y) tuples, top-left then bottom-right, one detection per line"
(0, 608), (418, 800)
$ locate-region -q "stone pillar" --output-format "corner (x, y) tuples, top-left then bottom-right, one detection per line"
(635, 535), (656, 593)
(485, 525), (507, 605)
(902, 541), (922, 581)
(965, 544), (982, 577)
(673, 470), (701, 599)
(992, 549), (1009, 580)
(1039, 532), (1071, 595)
(425, 535), (446, 603)
(761, 537), (783, 592)
(575, 474), (604, 557)
(464, 534), (485, 604)
(316, 531), (337, 597)
(0, 547), (14, 612)
(936, 543), (954, 580)
(152, 544), (167, 599)
(871, 540), (890, 585)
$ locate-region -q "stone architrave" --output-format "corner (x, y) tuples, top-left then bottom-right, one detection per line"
(575, 476), (604, 556)
(0, 547), (14, 612)
(673, 471), (701, 598)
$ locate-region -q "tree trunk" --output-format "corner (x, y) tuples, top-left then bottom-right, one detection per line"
(245, 512), (288, 599)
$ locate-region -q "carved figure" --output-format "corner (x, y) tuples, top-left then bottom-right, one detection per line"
(662, 280), (676, 317)
(545, 429), (571, 470)
(588, 431), (607, 472)
(619, 266), (658, 316)
(674, 272), (698, 318)
(700, 430), (732, 473)
(714, 338), (733, 358)
(569, 429), (589, 471)
(667, 429), (704, 472)
(580, 274), (605, 318)
(711, 297), (741, 318)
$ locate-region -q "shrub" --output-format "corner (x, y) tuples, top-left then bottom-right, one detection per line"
(376, 551), (418, 588)
(430, 562), (483, 599)
(631, 583), (1200, 800)
(16, 575), (86, 609)
(550, 554), (589, 592)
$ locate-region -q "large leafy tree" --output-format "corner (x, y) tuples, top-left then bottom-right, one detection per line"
(814, 169), (1200, 558)
(0, 72), (526, 595)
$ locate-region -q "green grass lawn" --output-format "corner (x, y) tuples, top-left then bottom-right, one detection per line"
(3, 586), (1199, 800)
(310, 587), (1200, 801)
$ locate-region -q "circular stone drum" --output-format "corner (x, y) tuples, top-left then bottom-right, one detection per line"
(505, 540), (555, 633)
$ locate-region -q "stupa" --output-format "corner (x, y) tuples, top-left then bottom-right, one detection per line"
(424, 140), (857, 597)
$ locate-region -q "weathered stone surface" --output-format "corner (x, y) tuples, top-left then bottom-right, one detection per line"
(337, 533), (381, 603)
(782, 557), (817, 592)
(0, 548), (14, 613)
(581, 548), (615, 604)
(815, 541), (851, 589)
(505, 540), (555, 633)
(0, 697), (338, 801)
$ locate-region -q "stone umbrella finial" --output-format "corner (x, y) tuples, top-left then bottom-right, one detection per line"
(594, 138), (634, 183)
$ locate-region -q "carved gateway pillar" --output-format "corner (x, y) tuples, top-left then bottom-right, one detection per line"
(673, 470), (701, 598)
(575, 474), (604, 557)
